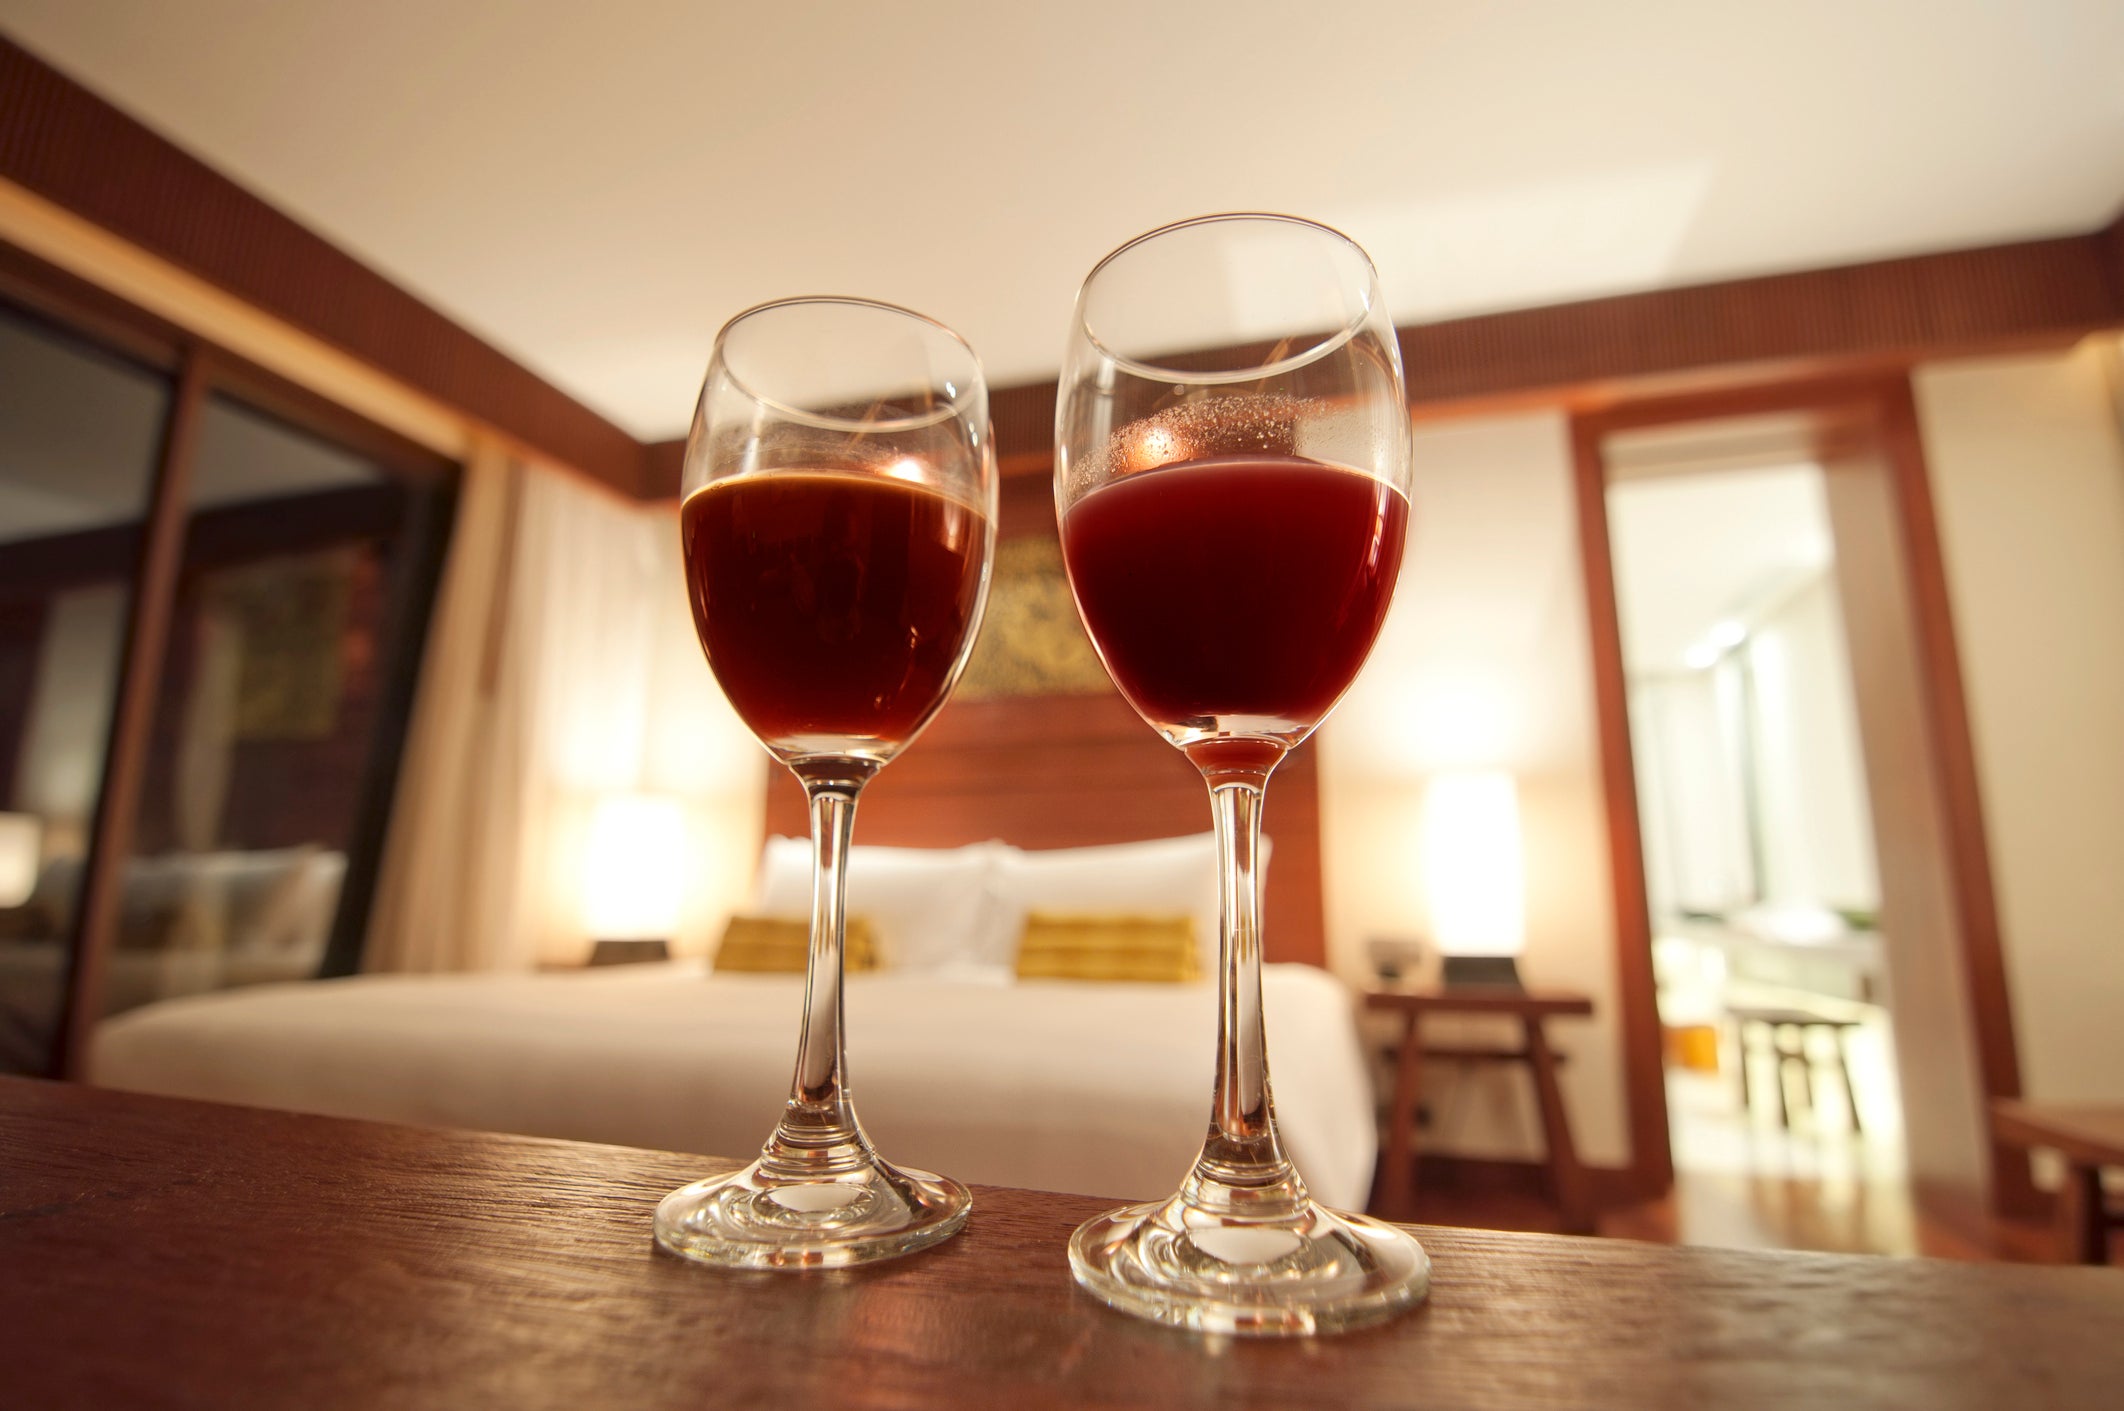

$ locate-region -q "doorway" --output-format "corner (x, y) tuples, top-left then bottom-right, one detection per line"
(1571, 378), (2028, 1246)
(1610, 451), (1914, 1246)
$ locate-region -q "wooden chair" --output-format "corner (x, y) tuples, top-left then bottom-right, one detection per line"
(1725, 1003), (1866, 1135)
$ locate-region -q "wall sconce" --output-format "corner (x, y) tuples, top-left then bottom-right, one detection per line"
(1420, 770), (1526, 988)
(0, 812), (40, 909)
(582, 793), (685, 964)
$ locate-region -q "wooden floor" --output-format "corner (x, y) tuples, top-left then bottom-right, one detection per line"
(1367, 1054), (2115, 1258)
(1386, 1068), (2088, 1261)
(1395, 1159), (2076, 1263)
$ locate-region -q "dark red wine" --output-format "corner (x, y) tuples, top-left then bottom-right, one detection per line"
(683, 470), (986, 755)
(1061, 454), (1407, 749)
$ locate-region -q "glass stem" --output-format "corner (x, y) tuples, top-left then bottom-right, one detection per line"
(760, 781), (870, 1180)
(1186, 776), (1306, 1217)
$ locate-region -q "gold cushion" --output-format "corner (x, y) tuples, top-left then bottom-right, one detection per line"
(713, 915), (881, 974)
(1014, 912), (1200, 983)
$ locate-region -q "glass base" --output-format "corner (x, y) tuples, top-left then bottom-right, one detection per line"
(654, 1155), (971, 1270)
(1068, 1193), (1429, 1337)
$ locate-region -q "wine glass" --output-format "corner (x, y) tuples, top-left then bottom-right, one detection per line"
(656, 297), (996, 1268)
(1054, 215), (1428, 1333)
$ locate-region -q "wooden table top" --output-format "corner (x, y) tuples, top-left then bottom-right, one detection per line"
(1363, 985), (1595, 1017)
(6, 1078), (2122, 1410)
(1994, 1099), (2124, 1165)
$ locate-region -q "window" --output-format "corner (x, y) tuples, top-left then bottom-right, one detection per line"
(0, 251), (455, 1074)
(0, 302), (171, 1074)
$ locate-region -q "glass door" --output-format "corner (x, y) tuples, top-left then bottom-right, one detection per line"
(99, 391), (452, 1024)
(0, 302), (173, 1074)
(0, 249), (457, 1076)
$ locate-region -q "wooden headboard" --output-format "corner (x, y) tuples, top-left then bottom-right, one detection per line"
(761, 472), (1330, 968)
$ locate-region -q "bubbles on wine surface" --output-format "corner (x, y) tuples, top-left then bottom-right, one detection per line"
(1072, 392), (1318, 494)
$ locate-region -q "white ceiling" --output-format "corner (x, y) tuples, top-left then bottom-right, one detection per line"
(3, 0), (2121, 440)
(1608, 464), (1834, 675)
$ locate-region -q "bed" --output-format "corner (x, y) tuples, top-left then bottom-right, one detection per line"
(88, 960), (1375, 1208)
(90, 822), (1375, 1207)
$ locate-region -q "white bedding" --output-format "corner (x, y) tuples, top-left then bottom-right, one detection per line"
(87, 962), (1377, 1209)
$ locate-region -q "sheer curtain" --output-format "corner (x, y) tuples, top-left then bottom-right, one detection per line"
(365, 449), (762, 973)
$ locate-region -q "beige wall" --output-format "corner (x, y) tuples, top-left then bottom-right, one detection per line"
(1915, 341), (2124, 1108)
(1319, 411), (1629, 1167)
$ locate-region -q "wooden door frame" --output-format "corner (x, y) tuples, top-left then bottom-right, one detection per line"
(1568, 373), (2032, 1214)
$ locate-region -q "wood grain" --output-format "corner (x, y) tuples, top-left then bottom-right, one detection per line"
(1567, 413), (1673, 1201)
(4, 1078), (2120, 1410)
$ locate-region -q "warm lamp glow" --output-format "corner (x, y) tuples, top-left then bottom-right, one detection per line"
(583, 793), (686, 940)
(1126, 422), (1187, 472)
(1420, 771), (1525, 957)
(0, 812), (39, 909)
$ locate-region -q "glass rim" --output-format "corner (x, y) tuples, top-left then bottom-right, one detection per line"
(711, 295), (987, 435)
(1073, 212), (1385, 387)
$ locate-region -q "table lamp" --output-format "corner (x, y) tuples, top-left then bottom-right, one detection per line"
(0, 812), (41, 910)
(1420, 770), (1525, 989)
(582, 792), (685, 965)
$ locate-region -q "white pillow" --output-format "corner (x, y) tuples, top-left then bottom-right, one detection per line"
(752, 837), (1000, 974)
(984, 834), (1272, 974)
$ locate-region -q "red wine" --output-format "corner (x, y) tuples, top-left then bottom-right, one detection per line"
(683, 470), (987, 756)
(1061, 454), (1407, 752)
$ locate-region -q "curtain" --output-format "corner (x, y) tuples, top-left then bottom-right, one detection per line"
(1630, 668), (1757, 916)
(363, 443), (527, 973)
(365, 449), (762, 973)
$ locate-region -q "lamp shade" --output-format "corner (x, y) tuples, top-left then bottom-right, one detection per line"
(1420, 771), (1525, 957)
(583, 793), (686, 940)
(0, 812), (39, 909)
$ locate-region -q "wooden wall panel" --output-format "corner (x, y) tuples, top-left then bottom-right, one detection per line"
(990, 381), (1058, 475)
(762, 694), (1331, 968)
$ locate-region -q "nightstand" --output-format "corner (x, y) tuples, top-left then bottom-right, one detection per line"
(1364, 985), (1597, 1232)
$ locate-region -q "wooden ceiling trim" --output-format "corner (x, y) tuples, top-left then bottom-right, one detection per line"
(1399, 232), (2120, 410)
(887, 228), (2124, 469)
(2099, 211), (2124, 304)
(0, 36), (645, 495)
(11, 33), (2117, 501)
